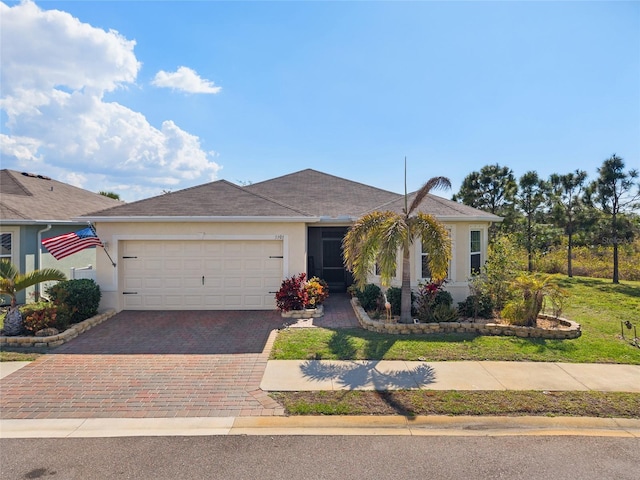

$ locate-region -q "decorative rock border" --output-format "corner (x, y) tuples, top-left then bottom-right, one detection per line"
(0, 309), (117, 348)
(351, 299), (581, 339)
(280, 305), (324, 319)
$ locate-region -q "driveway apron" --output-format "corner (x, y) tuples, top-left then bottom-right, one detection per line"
(0, 310), (288, 419)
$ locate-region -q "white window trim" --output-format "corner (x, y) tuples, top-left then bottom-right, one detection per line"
(0, 228), (20, 266)
(469, 224), (488, 277)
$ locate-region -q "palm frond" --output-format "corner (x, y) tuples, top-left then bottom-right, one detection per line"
(413, 212), (452, 281)
(408, 176), (452, 215)
(343, 211), (401, 287)
(0, 260), (19, 281)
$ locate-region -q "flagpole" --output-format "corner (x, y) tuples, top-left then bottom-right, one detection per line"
(88, 223), (116, 268)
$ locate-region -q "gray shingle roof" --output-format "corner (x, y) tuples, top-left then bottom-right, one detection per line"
(0, 170), (123, 222)
(80, 168), (501, 222)
(88, 179), (309, 217)
(245, 169), (401, 217)
(374, 191), (503, 221)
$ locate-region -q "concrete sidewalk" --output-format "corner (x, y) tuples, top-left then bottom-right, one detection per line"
(261, 360), (640, 392)
(2, 359), (639, 439)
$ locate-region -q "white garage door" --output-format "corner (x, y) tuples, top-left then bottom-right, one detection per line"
(121, 240), (283, 310)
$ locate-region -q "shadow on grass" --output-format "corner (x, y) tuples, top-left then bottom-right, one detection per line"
(326, 328), (482, 360)
(298, 360), (436, 416)
(559, 276), (640, 299)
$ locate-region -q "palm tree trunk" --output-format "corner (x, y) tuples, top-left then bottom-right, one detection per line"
(400, 246), (412, 323)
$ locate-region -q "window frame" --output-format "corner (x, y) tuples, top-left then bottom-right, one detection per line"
(469, 225), (486, 276)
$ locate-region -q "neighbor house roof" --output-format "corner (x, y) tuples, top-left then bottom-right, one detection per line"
(80, 168), (502, 223)
(0, 170), (122, 224)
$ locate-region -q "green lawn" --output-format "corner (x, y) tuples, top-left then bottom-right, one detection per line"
(270, 276), (640, 364)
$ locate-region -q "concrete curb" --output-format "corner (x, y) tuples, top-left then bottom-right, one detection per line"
(1, 415), (638, 439)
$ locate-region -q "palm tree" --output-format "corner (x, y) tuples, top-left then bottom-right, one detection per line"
(343, 176), (452, 323)
(0, 260), (66, 336)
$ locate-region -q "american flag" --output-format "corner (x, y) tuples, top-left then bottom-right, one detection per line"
(42, 227), (103, 260)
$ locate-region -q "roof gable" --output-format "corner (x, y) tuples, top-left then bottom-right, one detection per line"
(0, 170), (123, 222)
(245, 169), (401, 217)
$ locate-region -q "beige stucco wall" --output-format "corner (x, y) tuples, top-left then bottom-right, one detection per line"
(94, 221), (308, 311)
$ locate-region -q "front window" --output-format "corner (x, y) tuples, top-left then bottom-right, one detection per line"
(470, 230), (481, 275)
(0, 233), (12, 262)
(421, 241), (432, 279)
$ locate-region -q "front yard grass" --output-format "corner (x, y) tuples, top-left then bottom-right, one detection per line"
(270, 276), (640, 364)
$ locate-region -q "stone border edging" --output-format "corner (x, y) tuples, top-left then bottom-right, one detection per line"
(0, 309), (118, 348)
(350, 299), (581, 339)
(280, 305), (324, 319)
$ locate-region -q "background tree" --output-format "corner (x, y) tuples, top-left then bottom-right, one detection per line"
(452, 163), (518, 233)
(549, 170), (588, 277)
(344, 177), (452, 323)
(98, 191), (121, 200)
(586, 154), (640, 283)
(516, 171), (549, 272)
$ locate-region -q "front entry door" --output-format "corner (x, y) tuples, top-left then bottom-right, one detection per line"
(322, 238), (346, 292)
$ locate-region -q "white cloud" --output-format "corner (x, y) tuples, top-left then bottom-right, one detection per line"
(152, 66), (222, 94)
(0, 1), (221, 201)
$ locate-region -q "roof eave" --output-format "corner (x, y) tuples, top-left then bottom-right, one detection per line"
(434, 215), (503, 222)
(0, 219), (91, 226)
(76, 215), (322, 223)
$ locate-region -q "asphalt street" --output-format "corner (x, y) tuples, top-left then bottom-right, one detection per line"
(2, 435), (638, 480)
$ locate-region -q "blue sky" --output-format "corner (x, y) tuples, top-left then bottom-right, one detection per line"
(1, 1), (638, 202)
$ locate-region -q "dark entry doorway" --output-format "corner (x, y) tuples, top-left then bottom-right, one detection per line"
(307, 226), (352, 293)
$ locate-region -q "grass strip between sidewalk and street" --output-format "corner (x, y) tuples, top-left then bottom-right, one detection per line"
(271, 390), (640, 418)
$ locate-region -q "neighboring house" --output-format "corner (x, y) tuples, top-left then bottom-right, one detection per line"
(0, 169), (122, 304)
(82, 169), (501, 312)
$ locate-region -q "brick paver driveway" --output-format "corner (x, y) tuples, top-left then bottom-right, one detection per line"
(1, 310), (288, 419)
(1, 295), (359, 419)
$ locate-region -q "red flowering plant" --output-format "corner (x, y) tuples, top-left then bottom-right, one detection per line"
(275, 273), (309, 312)
(415, 280), (455, 322)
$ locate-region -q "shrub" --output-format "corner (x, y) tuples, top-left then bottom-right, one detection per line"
(21, 304), (59, 334)
(501, 273), (567, 327)
(356, 284), (382, 312)
(275, 273), (308, 312)
(458, 294), (494, 319)
(46, 279), (101, 325)
(415, 281), (453, 322)
(431, 303), (459, 322)
(305, 277), (329, 307)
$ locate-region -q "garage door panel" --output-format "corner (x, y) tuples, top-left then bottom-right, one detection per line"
(224, 243), (243, 255)
(122, 239), (283, 310)
(245, 277), (262, 288)
(203, 259), (223, 272)
(224, 277), (242, 288)
(145, 278), (162, 288)
(224, 295), (242, 306)
(146, 259), (164, 271)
